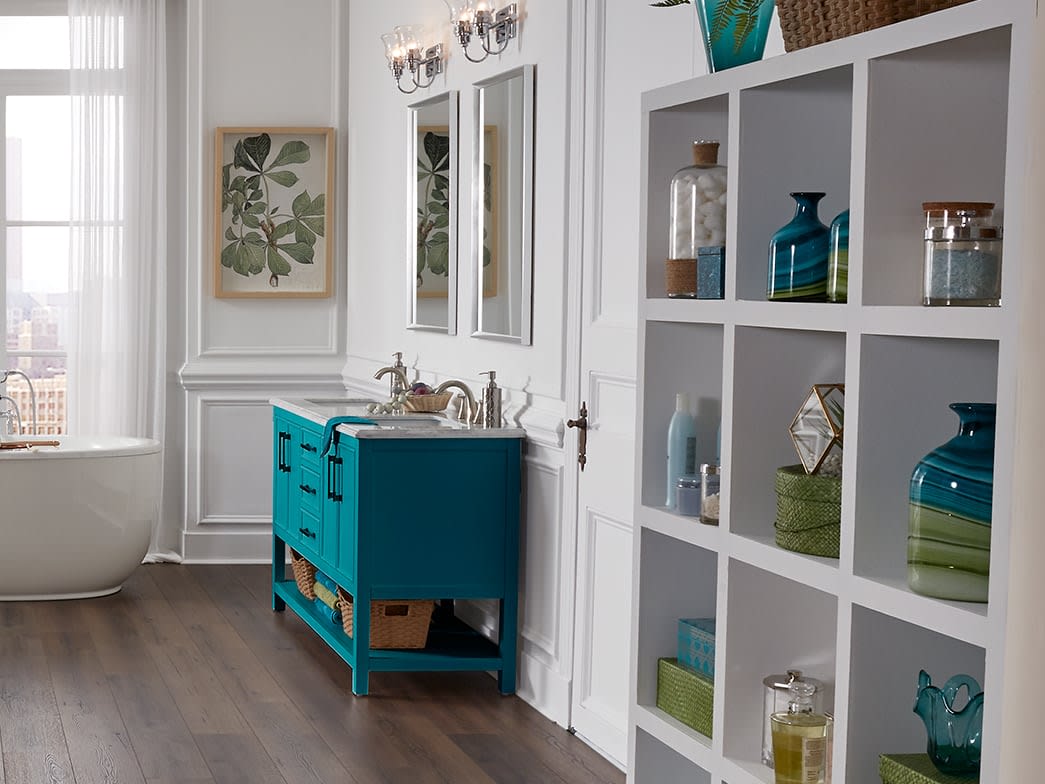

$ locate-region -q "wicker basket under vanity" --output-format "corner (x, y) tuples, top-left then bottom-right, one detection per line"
(336, 587), (434, 649)
(290, 549), (317, 600)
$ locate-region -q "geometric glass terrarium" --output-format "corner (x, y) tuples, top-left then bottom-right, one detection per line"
(789, 383), (844, 474)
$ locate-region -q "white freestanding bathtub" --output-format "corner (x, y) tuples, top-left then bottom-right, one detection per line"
(0, 436), (161, 600)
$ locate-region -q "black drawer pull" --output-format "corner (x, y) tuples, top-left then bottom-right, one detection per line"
(298, 527), (317, 539)
(299, 483), (316, 496)
(300, 442), (318, 453)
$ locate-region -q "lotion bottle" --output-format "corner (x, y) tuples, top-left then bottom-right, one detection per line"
(666, 393), (696, 508)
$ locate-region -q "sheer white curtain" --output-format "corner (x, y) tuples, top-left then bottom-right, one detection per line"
(68, 0), (175, 560)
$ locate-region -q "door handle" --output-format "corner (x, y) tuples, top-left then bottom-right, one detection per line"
(566, 402), (589, 471)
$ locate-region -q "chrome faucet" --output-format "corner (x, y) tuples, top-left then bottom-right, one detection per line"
(0, 369), (35, 435)
(434, 379), (479, 424)
(0, 395), (22, 441)
(373, 352), (410, 399)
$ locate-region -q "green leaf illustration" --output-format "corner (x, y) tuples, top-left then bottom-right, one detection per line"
(271, 140), (311, 168)
(267, 170), (299, 188)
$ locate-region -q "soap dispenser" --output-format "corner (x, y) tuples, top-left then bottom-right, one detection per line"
(477, 371), (503, 428)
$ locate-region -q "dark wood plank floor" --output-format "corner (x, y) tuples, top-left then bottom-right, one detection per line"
(0, 565), (624, 784)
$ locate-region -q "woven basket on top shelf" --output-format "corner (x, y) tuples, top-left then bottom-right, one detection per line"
(290, 550), (317, 600)
(336, 587), (434, 649)
(776, 0), (974, 52)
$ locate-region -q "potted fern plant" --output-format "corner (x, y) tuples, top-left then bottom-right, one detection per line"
(651, 0), (775, 72)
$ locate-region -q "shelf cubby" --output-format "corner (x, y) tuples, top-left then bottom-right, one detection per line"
(640, 321), (723, 511)
(862, 27), (1011, 307)
(853, 334), (998, 597)
(735, 66), (853, 302)
(645, 94), (730, 300)
(729, 326), (846, 543)
(722, 560), (837, 771)
(634, 528), (718, 717)
(846, 606), (985, 784)
(634, 727), (713, 784)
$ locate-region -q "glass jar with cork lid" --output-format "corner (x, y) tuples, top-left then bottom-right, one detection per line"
(665, 140), (727, 297)
(922, 201), (1002, 306)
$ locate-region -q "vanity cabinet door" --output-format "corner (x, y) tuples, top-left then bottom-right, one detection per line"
(333, 438), (359, 593)
(272, 413), (296, 544)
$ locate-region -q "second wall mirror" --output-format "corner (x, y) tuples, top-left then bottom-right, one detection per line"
(409, 90), (458, 334)
(472, 65), (534, 344)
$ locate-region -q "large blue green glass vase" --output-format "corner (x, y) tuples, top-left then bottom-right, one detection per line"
(908, 403), (995, 603)
(696, 0), (775, 72)
(767, 192), (830, 301)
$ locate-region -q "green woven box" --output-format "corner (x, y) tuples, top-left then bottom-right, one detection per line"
(774, 464), (841, 558)
(880, 753), (979, 784)
(656, 657), (713, 738)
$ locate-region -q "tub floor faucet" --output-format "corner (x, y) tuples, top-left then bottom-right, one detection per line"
(0, 370), (35, 436)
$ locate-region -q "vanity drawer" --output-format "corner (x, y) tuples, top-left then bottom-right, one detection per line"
(296, 506), (322, 562)
(296, 464), (322, 514)
(295, 425), (323, 467)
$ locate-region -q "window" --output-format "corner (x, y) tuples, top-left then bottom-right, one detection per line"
(1, 12), (70, 435)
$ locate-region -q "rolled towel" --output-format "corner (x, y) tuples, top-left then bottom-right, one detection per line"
(313, 595), (341, 625)
(314, 570), (338, 595)
(313, 581), (339, 611)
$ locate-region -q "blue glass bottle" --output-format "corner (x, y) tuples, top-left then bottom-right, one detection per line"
(695, 0), (775, 72)
(908, 403), (995, 602)
(826, 209), (849, 303)
(767, 192), (831, 301)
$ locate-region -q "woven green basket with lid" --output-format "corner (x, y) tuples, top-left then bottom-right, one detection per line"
(774, 464), (841, 558)
(879, 753), (979, 784)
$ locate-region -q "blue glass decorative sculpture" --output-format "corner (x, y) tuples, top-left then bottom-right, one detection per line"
(913, 670), (984, 776)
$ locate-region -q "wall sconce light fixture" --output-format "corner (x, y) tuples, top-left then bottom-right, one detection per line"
(381, 25), (444, 94)
(442, 1), (519, 63)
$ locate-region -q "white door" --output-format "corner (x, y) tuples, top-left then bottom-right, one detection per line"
(564, 0), (697, 766)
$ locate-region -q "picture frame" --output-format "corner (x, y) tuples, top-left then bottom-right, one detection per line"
(480, 124), (499, 298)
(214, 127), (334, 298)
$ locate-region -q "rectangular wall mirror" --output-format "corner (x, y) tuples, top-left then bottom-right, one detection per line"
(409, 90), (458, 333)
(472, 65), (534, 344)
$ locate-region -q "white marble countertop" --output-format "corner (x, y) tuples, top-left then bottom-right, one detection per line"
(272, 397), (526, 440)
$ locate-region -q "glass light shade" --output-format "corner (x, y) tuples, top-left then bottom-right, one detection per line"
(394, 24), (425, 55)
(474, 0), (492, 14)
(443, 0), (474, 23)
(380, 32), (400, 64)
(789, 383), (844, 475)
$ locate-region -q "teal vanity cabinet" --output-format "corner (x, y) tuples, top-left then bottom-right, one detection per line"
(270, 403), (522, 697)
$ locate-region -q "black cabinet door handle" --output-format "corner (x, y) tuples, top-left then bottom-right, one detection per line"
(327, 455), (343, 503)
(278, 431), (291, 472)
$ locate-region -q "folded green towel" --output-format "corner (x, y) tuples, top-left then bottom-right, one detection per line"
(313, 581), (339, 611)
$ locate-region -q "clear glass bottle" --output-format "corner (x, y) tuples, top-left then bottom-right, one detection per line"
(763, 670), (824, 767)
(922, 201), (1002, 306)
(666, 140), (727, 297)
(699, 463), (720, 525)
(771, 681), (830, 784)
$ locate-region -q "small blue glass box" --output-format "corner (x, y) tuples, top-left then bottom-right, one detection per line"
(678, 617), (716, 677)
(697, 246), (725, 299)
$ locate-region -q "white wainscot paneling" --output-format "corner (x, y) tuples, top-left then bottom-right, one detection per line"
(520, 456), (565, 658)
(199, 399), (273, 522)
(577, 510), (632, 731)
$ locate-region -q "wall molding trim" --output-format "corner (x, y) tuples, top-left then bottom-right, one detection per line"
(180, 359), (347, 390)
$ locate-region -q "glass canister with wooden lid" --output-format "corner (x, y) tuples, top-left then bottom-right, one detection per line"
(922, 201), (1002, 306)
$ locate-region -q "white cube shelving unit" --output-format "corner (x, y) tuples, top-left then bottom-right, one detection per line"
(629, 2), (1038, 782)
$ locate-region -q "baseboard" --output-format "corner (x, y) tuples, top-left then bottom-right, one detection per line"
(182, 529), (275, 563)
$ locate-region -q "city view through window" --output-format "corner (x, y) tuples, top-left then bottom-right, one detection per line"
(1, 15), (71, 436)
